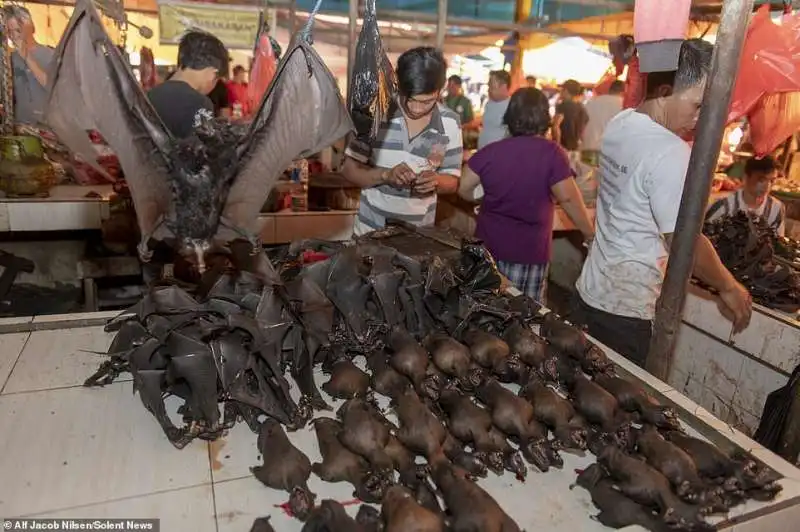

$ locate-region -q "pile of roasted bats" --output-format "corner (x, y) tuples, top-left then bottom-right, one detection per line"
(704, 211), (800, 312)
(86, 233), (782, 531)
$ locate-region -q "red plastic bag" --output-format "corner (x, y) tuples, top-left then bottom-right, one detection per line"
(728, 5), (800, 155)
(623, 54), (645, 109)
(594, 67), (619, 96)
(139, 47), (157, 91)
(246, 33), (278, 117)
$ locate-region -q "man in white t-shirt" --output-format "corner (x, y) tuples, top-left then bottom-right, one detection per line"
(477, 70), (511, 149)
(706, 155), (786, 237)
(573, 39), (752, 368)
(581, 80), (624, 153)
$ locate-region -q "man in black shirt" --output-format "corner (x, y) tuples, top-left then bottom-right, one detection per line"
(553, 79), (589, 153)
(147, 31), (228, 138)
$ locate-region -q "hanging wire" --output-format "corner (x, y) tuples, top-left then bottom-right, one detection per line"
(301, 0), (324, 42)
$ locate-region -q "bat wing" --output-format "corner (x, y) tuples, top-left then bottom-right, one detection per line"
(220, 39), (353, 237)
(46, 0), (173, 238)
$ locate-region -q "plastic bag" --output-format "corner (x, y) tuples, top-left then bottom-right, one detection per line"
(754, 362), (800, 461)
(633, 0), (691, 72)
(623, 54), (645, 109)
(728, 5), (800, 155)
(348, 0), (397, 143)
(247, 32), (278, 118)
(139, 47), (157, 91)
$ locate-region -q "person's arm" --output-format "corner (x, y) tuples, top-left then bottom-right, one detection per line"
(457, 165), (481, 201)
(665, 233), (752, 332)
(340, 138), (416, 189)
(19, 47), (48, 87)
(341, 156), (390, 188)
(775, 204), (787, 237)
(704, 197), (728, 224)
(551, 178), (594, 241)
(650, 144), (752, 332)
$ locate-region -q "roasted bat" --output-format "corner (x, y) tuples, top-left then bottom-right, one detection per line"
(46, 0), (353, 272)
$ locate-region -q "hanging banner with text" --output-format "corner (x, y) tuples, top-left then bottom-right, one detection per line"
(157, 1), (264, 50)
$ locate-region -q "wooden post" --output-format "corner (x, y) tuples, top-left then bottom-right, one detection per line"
(510, 0), (532, 78)
(436, 0), (448, 50)
(346, 0), (358, 97)
(646, 0), (756, 381)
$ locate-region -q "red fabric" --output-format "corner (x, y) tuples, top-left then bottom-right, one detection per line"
(633, 0), (691, 43)
(139, 47), (157, 91)
(227, 81), (249, 115)
(728, 5), (800, 156)
(622, 55), (645, 109)
(246, 34), (278, 116)
(594, 68), (619, 95)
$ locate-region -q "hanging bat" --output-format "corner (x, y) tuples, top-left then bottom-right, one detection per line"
(45, 0), (353, 272)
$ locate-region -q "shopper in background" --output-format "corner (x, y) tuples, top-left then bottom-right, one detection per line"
(458, 88), (594, 303)
(573, 39), (752, 368)
(581, 80), (624, 157)
(2, 5), (54, 126)
(445, 75), (474, 127)
(706, 155), (786, 237)
(226, 65), (249, 118)
(341, 47), (462, 235)
(553, 79), (589, 159)
(526, 75), (538, 88)
(208, 76), (231, 118)
(147, 31), (228, 138)
(477, 70), (511, 150)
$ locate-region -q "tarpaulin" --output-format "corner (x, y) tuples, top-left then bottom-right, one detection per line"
(246, 32), (278, 118)
(622, 54), (645, 109)
(139, 47), (157, 91)
(633, 0), (691, 72)
(728, 5), (800, 156)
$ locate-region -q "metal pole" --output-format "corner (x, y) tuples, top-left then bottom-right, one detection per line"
(436, 0), (448, 50)
(289, 0), (297, 34)
(346, 0), (358, 98)
(646, 0), (755, 381)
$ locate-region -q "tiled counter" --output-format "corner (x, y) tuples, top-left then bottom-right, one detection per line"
(670, 285), (800, 435)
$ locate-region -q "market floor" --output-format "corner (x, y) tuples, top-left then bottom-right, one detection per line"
(0, 318), (609, 532)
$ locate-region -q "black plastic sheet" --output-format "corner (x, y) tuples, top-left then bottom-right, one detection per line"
(347, 0), (397, 143)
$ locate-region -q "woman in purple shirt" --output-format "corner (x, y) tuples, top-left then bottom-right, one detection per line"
(458, 88), (594, 303)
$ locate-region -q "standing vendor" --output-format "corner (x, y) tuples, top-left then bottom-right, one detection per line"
(445, 75), (474, 127)
(2, 5), (54, 126)
(341, 47), (462, 236)
(477, 70), (511, 150)
(147, 32), (228, 138)
(705, 155), (786, 237)
(573, 39), (753, 367)
(459, 88), (594, 303)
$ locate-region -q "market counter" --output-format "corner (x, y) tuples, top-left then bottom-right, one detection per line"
(0, 184), (113, 232)
(670, 285), (800, 436)
(1, 310), (798, 530)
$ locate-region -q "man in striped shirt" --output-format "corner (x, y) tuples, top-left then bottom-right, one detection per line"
(342, 47), (463, 236)
(706, 156), (786, 236)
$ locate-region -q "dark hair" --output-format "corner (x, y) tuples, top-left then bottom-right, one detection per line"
(526, 75), (537, 83)
(177, 31), (229, 75)
(233, 65), (246, 75)
(503, 88), (552, 137)
(644, 39), (713, 99)
(396, 47), (448, 97)
(448, 75), (463, 86)
(1, 5), (32, 22)
(490, 70), (511, 87)
(562, 79), (583, 97)
(609, 80), (625, 94)
(745, 155), (778, 176)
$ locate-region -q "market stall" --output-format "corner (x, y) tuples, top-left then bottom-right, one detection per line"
(1, 227), (799, 531)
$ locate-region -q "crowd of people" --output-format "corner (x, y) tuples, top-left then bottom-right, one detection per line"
(2, 4), (779, 369)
